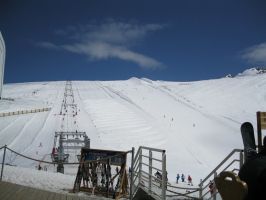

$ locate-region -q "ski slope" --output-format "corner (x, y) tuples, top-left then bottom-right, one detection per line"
(0, 69), (266, 193)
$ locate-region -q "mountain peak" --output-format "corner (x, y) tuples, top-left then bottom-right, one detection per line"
(236, 67), (266, 77)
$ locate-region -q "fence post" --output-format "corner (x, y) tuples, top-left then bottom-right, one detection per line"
(161, 150), (166, 200)
(1, 145), (7, 181)
(199, 181), (203, 200)
(139, 148), (142, 186)
(257, 112), (263, 153)
(130, 147), (135, 200)
(149, 150), (152, 193)
(213, 172), (217, 200)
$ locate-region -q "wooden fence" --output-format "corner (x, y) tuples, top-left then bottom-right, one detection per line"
(0, 107), (51, 117)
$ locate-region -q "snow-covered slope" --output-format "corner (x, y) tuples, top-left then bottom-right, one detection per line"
(0, 72), (266, 192)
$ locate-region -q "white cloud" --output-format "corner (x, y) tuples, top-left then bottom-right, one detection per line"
(242, 42), (266, 64)
(63, 42), (162, 69)
(38, 20), (164, 69)
(36, 42), (59, 50)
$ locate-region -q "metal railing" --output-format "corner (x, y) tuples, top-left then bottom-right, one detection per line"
(131, 146), (167, 200)
(130, 146), (200, 200)
(130, 147), (244, 200)
(1, 143), (244, 200)
(198, 149), (244, 200)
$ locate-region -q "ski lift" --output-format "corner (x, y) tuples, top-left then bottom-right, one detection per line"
(51, 153), (69, 163)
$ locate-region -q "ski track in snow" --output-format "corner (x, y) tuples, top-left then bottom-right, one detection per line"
(0, 115), (34, 147)
(0, 73), (266, 194)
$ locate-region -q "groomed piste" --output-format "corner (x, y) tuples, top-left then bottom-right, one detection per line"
(0, 68), (266, 198)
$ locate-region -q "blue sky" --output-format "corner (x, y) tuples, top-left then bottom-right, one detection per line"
(1, 0), (266, 83)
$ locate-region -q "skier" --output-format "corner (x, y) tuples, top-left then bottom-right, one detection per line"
(176, 173), (180, 183)
(188, 175), (192, 185)
(181, 173), (185, 182)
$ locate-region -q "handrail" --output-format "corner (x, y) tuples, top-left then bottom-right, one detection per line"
(221, 159), (239, 172)
(141, 155), (163, 163)
(167, 183), (200, 191)
(166, 187), (200, 197)
(140, 162), (162, 172)
(200, 149), (243, 184)
(131, 146), (167, 200)
(140, 146), (165, 153)
(132, 147), (141, 165)
(198, 148), (244, 200)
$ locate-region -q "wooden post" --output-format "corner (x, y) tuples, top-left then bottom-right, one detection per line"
(116, 165), (126, 200)
(257, 112), (262, 153)
(257, 112), (266, 153)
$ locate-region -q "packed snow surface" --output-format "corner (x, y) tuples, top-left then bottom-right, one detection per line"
(0, 72), (266, 195)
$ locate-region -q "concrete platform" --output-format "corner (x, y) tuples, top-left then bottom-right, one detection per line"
(0, 181), (102, 200)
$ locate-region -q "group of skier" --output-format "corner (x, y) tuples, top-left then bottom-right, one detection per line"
(176, 173), (193, 185)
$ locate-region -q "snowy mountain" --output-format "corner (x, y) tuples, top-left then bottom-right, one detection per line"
(0, 70), (266, 194)
(236, 67), (266, 77)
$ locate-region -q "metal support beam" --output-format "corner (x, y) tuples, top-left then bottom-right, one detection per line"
(161, 151), (166, 200)
(130, 147), (135, 200)
(1, 145), (7, 181)
(57, 135), (64, 173)
(148, 150), (152, 193)
(213, 172), (217, 200)
(139, 148), (142, 186)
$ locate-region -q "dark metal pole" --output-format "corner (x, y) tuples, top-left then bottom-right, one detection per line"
(130, 147), (135, 200)
(1, 145), (7, 181)
(57, 134), (64, 173)
(257, 112), (262, 153)
(161, 150), (166, 200)
(149, 150), (152, 193)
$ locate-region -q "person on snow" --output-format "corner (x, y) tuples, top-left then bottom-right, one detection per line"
(188, 175), (192, 185)
(176, 173), (180, 184)
(181, 173), (185, 182)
